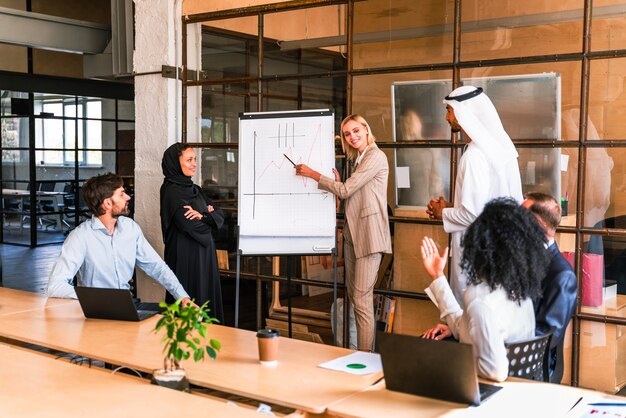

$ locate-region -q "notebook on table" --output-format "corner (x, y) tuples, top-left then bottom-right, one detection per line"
(376, 332), (502, 406)
(75, 286), (160, 322)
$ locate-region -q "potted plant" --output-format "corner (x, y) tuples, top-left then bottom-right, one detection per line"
(152, 299), (221, 391)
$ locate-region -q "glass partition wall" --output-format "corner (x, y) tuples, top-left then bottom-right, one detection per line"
(1, 90), (134, 246)
(183, 0), (626, 391)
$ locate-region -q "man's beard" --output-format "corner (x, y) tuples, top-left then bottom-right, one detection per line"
(112, 205), (129, 218)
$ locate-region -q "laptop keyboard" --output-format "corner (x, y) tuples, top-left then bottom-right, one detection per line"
(137, 309), (159, 320)
(134, 302), (160, 320)
(478, 382), (503, 402)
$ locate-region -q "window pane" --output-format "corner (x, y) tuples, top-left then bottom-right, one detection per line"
(393, 80), (452, 141)
(395, 147), (451, 208)
(64, 120), (76, 162)
(392, 223), (448, 292)
(35, 118), (64, 157)
(264, 6), (346, 77)
(589, 58), (626, 140)
(34, 93), (74, 117)
(581, 233), (626, 297)
(263, 77), (346, 119)
(118, 123), (135, 150)
(1, 117), (28, 162)
(517, 146), (578, 218)
(584, 148), (625, 229)
(201, 84), (250, 143)
(1, 91), (28, 116)
(86, 120), (103, 149)
(566, 319), (626, 392)
(37, 150), (63, 166)
(199, 148), (238, 200)
(592, 1), (626, 51)
(461, 0), (583, 61)
(353, 0), (454, 69)
(79, 150), (116, 178)
(353, 70), (453, 142)
(198, 147), (238, 252)
(117, 150), (134, 177)
(118, 100), (135, 121)
(460, 61), (582, 141)
(2, 150), (29, 188)
(79, 98), (107, 119)
(202, 17), (258, 78)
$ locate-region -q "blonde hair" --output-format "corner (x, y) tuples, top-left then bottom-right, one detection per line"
(340, 114), (376, 161)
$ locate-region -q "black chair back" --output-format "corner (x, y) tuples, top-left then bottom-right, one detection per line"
(505, 332), (552, 382)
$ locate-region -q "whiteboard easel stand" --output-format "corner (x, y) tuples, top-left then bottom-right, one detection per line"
(234, 247), (338, 343)
(235, 248), (242, 328)
(332, 228), (338, 346)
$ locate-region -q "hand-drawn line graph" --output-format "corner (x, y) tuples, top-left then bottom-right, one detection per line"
(248, 122), (330, 219)
(238, 110), (336, 239)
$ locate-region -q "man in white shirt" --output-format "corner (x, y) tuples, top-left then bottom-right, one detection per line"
(47, 173), (192, 306)
(427, 86), (523, 306)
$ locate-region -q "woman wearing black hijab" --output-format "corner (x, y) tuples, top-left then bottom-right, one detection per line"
(160, 143), (224, 322)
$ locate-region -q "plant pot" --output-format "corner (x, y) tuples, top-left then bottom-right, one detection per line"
(151, 368), (191, 392)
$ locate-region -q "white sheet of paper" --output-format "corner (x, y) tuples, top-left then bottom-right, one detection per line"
(396, 166), (410, 189)
(318, 351), (382, 375)
(561, 154), (569, 172)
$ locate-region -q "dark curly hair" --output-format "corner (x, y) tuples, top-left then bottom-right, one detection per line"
(461, 197), (549, 303)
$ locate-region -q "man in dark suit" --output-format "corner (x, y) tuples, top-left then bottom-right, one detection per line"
(523, 192), (577, 381)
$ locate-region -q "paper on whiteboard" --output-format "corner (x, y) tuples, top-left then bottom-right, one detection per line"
(239, 111), (336, 238)
(396, 166), (410, 189)
(561, 154), (569, 172)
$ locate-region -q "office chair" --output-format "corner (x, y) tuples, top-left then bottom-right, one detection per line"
(505, 332), (552, 382)
(550, 339), (565, 384)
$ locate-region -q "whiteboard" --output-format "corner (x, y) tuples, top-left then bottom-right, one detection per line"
(238, 109), (336, 255)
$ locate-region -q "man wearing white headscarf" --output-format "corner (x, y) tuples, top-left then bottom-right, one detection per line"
(427, 85), (523, 307)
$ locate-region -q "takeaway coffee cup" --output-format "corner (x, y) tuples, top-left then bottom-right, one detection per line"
(257, 328), (280, 366)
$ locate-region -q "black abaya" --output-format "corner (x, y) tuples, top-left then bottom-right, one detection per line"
(160, 144), (225, 322)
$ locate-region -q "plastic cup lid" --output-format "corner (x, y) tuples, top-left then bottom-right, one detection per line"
(256, 328), (280, 338)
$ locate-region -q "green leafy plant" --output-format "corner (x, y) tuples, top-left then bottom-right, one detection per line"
(154, 299), (221, 371)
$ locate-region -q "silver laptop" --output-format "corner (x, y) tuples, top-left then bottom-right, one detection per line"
(75, 286), (160, 322)
(377, 332), (502, 406)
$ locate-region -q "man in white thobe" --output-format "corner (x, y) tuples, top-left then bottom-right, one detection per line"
(427, 85), (523, 307)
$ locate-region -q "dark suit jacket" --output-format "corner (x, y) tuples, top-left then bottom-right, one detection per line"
(534, 242), (578, 348)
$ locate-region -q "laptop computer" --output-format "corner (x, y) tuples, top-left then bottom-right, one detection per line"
(377, 332), (502, 406)
(75, 286), (160, 322)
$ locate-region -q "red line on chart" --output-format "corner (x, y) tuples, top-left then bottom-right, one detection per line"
(256, 123), (323, 189)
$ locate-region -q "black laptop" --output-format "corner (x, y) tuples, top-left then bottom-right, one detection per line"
(75, 286), (160, 322)
(377, 332), (502, 406)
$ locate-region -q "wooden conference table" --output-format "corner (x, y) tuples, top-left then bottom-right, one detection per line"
(3, 288), (614, 418)
(0, 286), (72, 316)
(325, 378), (593, 418)
(0, 289), (381, 415)
(0, 343), (264, 418)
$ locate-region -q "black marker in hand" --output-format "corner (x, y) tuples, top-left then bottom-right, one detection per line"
(283, 153), (296, 167)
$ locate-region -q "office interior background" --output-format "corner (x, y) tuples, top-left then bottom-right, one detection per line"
(1, 0), (626, 394)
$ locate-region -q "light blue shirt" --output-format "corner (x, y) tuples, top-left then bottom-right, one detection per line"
(46, 216), (190, 301)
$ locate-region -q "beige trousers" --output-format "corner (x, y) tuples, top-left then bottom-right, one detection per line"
(343, 227), (382, 351)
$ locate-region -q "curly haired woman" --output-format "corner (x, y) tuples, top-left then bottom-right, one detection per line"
(421, 198), (549, 381)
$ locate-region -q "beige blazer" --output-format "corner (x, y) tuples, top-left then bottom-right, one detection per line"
(318, 143), (392, 258)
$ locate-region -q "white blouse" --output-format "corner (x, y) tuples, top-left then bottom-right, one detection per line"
(426, 276), (535, 382)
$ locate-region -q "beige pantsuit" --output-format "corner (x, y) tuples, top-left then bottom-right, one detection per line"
(318, 143), (392, 350)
